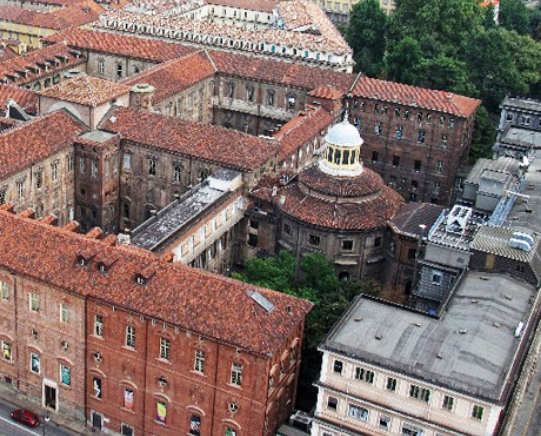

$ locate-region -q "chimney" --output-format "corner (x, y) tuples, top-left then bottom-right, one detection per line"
(63, 221), (80, 232)
(129, 83), (155, 112)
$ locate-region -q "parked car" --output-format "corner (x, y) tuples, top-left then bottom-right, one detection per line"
(11, 409), (40, 427)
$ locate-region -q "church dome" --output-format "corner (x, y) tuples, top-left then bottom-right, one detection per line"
(325, 119), (363, 148)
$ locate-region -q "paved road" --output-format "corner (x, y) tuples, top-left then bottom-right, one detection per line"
(0, 397), (79, 436)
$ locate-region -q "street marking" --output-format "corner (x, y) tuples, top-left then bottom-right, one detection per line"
(0, 415), (39, 435)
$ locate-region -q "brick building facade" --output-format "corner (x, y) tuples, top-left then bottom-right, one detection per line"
(0, 206), (311, 435)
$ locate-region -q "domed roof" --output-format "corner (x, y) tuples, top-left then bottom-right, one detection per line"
(273, 166), (404, 231)
(325, 119), (363, 148)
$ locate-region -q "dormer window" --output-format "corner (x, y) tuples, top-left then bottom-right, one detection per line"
(136, 275), (146, 285)
(78, 256), (87, 267)
(98, 263), (107, 273)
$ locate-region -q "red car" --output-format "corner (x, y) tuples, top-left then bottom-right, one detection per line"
(11, 409), (40, 427)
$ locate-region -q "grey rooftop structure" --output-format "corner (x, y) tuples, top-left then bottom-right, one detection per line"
(321, 271), (540, 403)
(130, 169), (242, 251)
(501, 97), (541, 113)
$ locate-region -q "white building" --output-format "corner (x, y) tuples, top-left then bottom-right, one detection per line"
(312, 271), (541, 436)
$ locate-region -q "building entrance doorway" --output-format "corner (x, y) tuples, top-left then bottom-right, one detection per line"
(44, 385), (56, 410)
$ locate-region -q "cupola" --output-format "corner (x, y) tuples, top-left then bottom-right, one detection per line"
(320, 117), (363, 176)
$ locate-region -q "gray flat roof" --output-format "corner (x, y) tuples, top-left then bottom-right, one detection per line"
(471, 226), (537, 262)
(502, 97), (541, 113)
(130, 184), (229, 250)
(501, 127), (541, 149)
(322, 271), (536, 402)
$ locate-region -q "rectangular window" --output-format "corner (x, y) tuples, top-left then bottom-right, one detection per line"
(60, 303), (69, 323)
(349, 404), (368, 421)
(126, 325), (135, 348)
(226, 428), (237, 436)
(80, 157), (86, 173)
(116, 63), (123, 79)
(182, 346), (198, 373)
(156, 401), (167, 424)
(91, 160), (98, 177)
(35, 170), (42, 189)
(30, 292), (39, 312)
(355, 367), (375, 384)
(441, 134), (448, 146)
(442, 395), (454, 411)
(52, 162), (58, 181)
(409, 385), (430, 403)
(380, 415), (391, 430)
(0, 281), (9, 299)
(395, 125), (403, 138)
(113, 155), (118, 172)
(121, 424), (134, 436)
(93, 377), (102, 398)
(18, 181), (24, 199)
(472, 405), (484, 420)
(432, 271), (442, 285)
(386, 377), (397, 392)
(105, 159), (110, 177)
(341, 240), (354, 251)
(94, 314), (103, 337)
(159, 337), (170, 360)
(436, 161), (444, 172)
(333, 360), (343, 374)
(231, 362), (243, 386)
(2, 340), (11, 361)
(124, 388), (134, 411)
(402, 424), (423, 436)
(60, 364), (71, 385)
(149, 159), (156, 175)
(174, 165), (182, 182)
(30, 352), (40, 373)
(327, 396), (338, 411)
(0, 190), (5, 205)
(374, 236), (382, 247)
(392, 155), (400, 167)
(372, 151), (379, 162)
(190, 414), (201, 436)
(414, 160), (421, 172)
(283, 223), (291, 234)
(417, 130), (425, 143)
(123, 154), (132, 170)
(67, 154), (74, 172)
(309, 234), (321, 246)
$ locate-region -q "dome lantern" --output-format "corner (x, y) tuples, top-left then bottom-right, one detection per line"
(320, 118), (364, 176)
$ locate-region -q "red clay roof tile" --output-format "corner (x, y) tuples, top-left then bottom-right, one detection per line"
(0, 208), (312, 354)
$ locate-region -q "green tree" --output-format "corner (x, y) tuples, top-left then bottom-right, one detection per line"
(388, 0), (483, 57)
(483, 4), (497, 29)
(346, 0), (388, 76)
(500, 0), (530, 35)
(416, 55), (474, 94)
(463, 28), (523, 110)
(469, 105), (497, 161)
(385, 37), (424, 85)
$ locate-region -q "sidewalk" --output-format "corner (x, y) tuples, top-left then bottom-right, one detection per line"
(0, 383), (98, 436)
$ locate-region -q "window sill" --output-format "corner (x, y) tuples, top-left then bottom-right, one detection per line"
(156, 358), (171, 365)
(190, 370), (206, 377)
(91, 335), (104, 340)
(120, 407), (135, 414)
(227, 383), (242, 390)
(122, 346), (136, 352)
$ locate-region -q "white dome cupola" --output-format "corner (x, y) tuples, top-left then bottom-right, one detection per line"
(320, 117), (364, 176)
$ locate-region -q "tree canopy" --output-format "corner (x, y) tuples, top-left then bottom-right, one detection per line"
(342, 0), (541, 154)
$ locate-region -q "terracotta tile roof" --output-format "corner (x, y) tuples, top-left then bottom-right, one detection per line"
(274, 105), (333, 161)
(0, 110), (87, 179)
(207, 0), (276, 12)
(38, 74), (131, 106)
(273, 166), (404, 230)
(0, 42), (19, 63)
(0, 3), (100, 30)
(0, 209), (312, 354)
(101, 106), (281, 171)
(121, 51), (215, 102)
(20, 0), (90, 7)
(44, 28), (197, 62)
(0, 43), (86, 85)
(349, 75), (482, 118)
(0, 84), (38, 115)
(209, 50), (354, 91)
(308, 85), (345, 99)
(98, 8), (352, 56)
(389, 203), (445, 238)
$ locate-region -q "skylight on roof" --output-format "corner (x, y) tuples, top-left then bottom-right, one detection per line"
(247, 290), (274, 313)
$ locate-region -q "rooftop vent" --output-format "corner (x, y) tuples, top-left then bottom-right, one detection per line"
(247, 290), (274, 313)
(458, 329), (468, 335)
